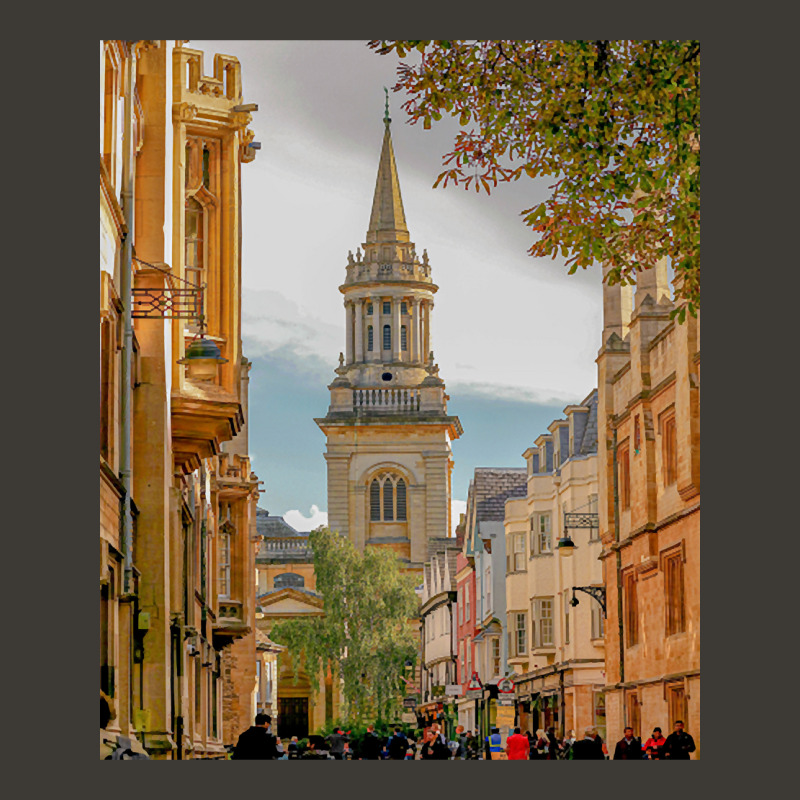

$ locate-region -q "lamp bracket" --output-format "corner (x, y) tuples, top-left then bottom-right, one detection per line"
(571, 585), (607, 616)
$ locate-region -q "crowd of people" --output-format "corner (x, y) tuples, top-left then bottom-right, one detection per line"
(230, 713), (697, 761)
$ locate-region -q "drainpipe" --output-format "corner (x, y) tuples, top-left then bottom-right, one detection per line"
(120, 42), (137, 595)
(612, 428), (624, 687)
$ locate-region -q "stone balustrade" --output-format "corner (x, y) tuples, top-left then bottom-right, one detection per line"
(353, 387), (421, 413)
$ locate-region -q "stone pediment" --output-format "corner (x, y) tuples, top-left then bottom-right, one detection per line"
(257, 587), (324, 615)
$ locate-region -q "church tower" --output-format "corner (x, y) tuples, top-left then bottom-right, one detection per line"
(315, 106), (462, 573)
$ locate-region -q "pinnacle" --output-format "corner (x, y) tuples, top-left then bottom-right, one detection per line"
(366, 122), (409, 243)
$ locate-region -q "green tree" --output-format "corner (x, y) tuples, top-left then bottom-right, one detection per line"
(369, 40), (700, 318)
(270, 526), (419, 723)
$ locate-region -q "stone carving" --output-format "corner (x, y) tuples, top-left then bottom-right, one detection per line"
(173, 102), (198, 123)
(422, 249), (429, 266)
(347, 250), (355, 265)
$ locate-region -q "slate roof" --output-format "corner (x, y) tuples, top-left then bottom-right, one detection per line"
(472, 468), (528, 522)
(577, 389), (599, 455)
(255, 507), (307, 538)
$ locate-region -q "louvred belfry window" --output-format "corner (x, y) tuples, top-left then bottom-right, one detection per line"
(370, 480), (381, 521)
(369, 473), (408, 522)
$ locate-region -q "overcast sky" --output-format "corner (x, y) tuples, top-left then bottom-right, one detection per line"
(193, 40), (602, 533)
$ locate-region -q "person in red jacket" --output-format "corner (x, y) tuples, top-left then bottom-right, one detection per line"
(643, 727), (667, 760)
(505, 727), (530, 760)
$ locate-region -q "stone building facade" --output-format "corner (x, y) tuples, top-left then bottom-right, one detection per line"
(457, 468), (527, 738)
(100, 40), (261, 758)
(504, 391), (606, 739)
(254, 510), (342, 738)
(315, 113), (462, 574)
(597, 263), (700, 755)
(418, 536), (461, 734)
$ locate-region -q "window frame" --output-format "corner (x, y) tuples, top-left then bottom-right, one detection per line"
(662, 544), (686, 636)
(619, 443), (631, 510)
(662, 410), (678, 486)
(623, 569), (638, 648)
(532, 597), (554, 648)
(383, 324), (391, 351)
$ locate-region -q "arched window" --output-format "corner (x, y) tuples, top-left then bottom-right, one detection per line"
(274, 572), (305, 589)
(367, 325), (374, 351)
(401, 325), (408, 351)
(369, 473), (408, 522)
(383, 324), (391, 351)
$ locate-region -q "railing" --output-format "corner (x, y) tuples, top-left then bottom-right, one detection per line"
(261, 538), (312, 558)
(353, 387), (421, 413)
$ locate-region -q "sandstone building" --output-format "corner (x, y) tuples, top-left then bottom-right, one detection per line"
(456, 468), (527, 737)
(254, 510), (341, 737)
(597, 264), (700, 755)
(504, 391), (606, 739)
(315, 111), (462, 573)
(100, 40), (261, 758)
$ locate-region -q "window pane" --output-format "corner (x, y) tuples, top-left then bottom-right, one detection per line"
(382, 301), (391, 315)
(382, 479), (394, 521)
(367, 325), (374, 351)
(401, 325), (408, 350)
(396, 479), (406, 521)
(383, 325), (391, 350)
(370, 480), (381, 521)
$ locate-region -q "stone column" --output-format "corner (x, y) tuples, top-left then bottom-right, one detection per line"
(345, 301), (354, 364)
(392, 296), (402, 362)
(411, 298), (421, 362)
(369, 296), (380, 362)
(354, 299), (363, 363)
(422, 300), (431, 361)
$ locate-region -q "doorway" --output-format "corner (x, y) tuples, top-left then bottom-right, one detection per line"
(278, 697), (309, 739)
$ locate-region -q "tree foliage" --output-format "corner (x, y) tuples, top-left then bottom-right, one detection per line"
(270, 527), (419, 723)
(369, 40), (700, 315)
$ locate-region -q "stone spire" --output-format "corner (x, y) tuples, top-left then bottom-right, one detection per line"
(366, 110), (409, 244)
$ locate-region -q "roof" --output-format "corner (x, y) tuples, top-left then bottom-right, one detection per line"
(576, 389), (599, 455)
(255, 507), (307, 538)
(366, 119), (409, 243)
(472, 468), (528, 522)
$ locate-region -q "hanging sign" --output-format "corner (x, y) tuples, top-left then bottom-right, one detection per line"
(497, 677), (515, 694)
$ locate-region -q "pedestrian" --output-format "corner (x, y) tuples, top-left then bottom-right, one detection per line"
(485, 726), (505, 760)
(287, 735), (300, 759)
(388, 726), (409, 760)
(301, 735), (327, 759)
(231, 713), (279, 760)
(613, 726), (643, 760)
(380, 744), (390, 760)
(570, 727), (605, 760)
(343, 741), (353, 760)
(453, 724), (468, 759)
(326, 727), (349, 760)
(505, 727), (529, 760)
(429, 723), (449, 759)
(546, 726), (561, 760)
(663, 720), (696, 760)
(526, 730), (539, 760)
(534, 728), (548, 758)
(361, 724), (382, 760)
(465, 730), (479, 760)
(643, 727), (667, 760)
(561, 729), (577, 760)
(644, 746), (657, 760)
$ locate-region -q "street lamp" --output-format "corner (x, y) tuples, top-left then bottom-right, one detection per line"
(556, 533), (576, 557)
(568, 586), (607, 616)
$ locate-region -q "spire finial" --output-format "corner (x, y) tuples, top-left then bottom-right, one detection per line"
(383, 86), (390, 124)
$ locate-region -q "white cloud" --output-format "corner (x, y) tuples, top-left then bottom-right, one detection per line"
(283, 505), (328, 532)
(452, 499), (467, 536)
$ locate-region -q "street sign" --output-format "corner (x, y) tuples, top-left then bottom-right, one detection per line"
(465, 671), (483, 692)
(445, 684), (461, 696)
(403, 697), (417, 709)
(497, 697), (515, 706)
(466, 690), (482, 700)
(401, 712), (416, 724)
(497, 677), (515, 693)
